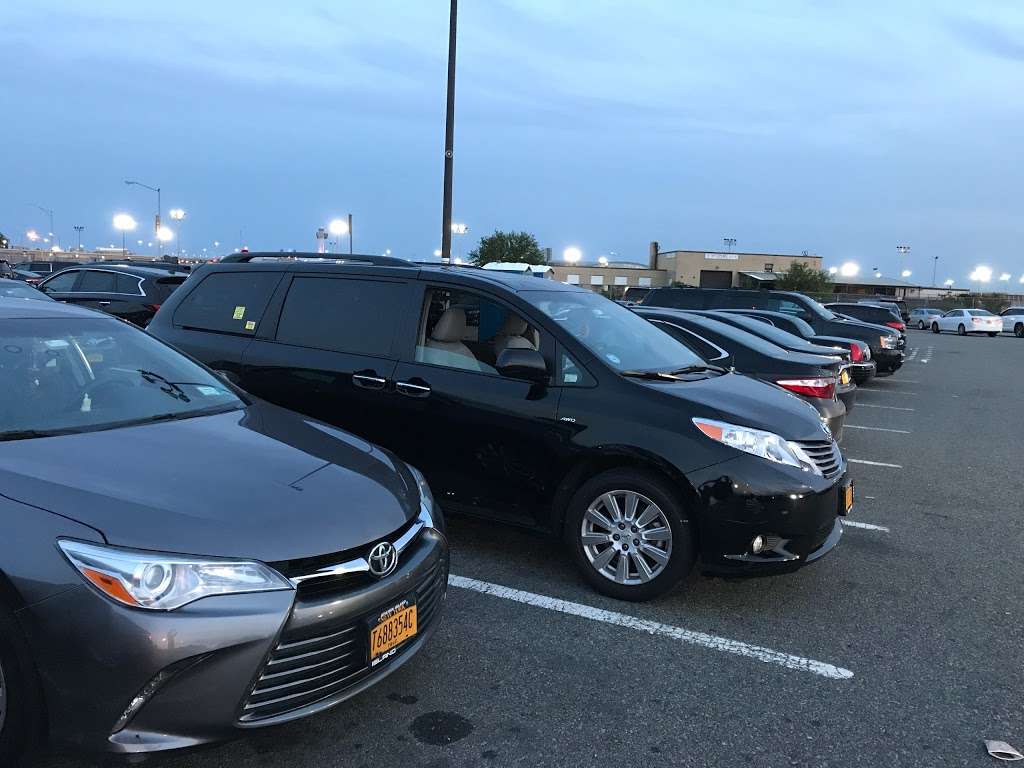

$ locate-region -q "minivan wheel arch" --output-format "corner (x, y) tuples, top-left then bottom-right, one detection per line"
(548, 451), (701, 541)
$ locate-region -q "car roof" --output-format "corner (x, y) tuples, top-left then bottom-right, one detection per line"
(0, 296), (111, 319)
(205, 253), (584, 294)
(63, 263), (187, 277)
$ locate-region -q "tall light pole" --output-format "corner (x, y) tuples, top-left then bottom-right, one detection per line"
(113, 214), (137, 257)
(896, 244), (909, 279)
(73, 225), (85, 251)
(439, 0), (458, 265)
(124, 180), (161, 246)
(169, 208), (186, 257)
(329, 217), (351, 255)
(931, 256), (938, 287)
(723, 237), (736, 252)
(30, 204), (56, 247)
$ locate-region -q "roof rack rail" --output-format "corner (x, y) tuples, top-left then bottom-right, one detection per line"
(219, 252), (411, 267)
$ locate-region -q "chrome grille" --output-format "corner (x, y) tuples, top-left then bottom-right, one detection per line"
(240, 559), (447, 723)
(794, 439), (842, 479)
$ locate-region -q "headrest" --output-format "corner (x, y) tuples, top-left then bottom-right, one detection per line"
(500, 314), (528, 336)
(431, 308), (467, 342)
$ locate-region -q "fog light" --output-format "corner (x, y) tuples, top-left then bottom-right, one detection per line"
(751, 535), (766, 554)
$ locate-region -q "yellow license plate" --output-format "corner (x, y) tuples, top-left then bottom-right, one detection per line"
(369, 601), (418, 665)
(844, 485), (854, 513)
(840, 369), (851, 385)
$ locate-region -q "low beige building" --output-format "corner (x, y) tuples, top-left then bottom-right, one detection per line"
(655, 248), (822, 289)
(547, 262), (668, 299)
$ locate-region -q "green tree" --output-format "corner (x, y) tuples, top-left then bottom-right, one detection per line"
(468, 230), (545, 266)
(775, 262), (833, 293)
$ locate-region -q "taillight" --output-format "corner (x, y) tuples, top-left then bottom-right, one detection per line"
(777, 377), (836, 399)
(146, 303), (161, 313)
(849, 343), (863, 362)
(885, 321), (905, 330)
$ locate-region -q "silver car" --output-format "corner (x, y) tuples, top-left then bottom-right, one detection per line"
(999, 307), (1024, 337)
(908, 307), (943, 330)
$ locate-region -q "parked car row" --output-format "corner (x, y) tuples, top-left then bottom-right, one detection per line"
(1, 256), (1012, 763)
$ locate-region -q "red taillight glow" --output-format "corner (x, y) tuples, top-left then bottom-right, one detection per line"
(849, 343), (863, 362)
(885, 320), (905, 330)
(146, 303), (161, 312)
(777, 377), (836, 399)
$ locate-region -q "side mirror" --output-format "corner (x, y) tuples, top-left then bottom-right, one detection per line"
(495, 348), (548, 383)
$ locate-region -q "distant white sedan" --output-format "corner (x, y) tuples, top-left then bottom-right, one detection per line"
(1000, 307), (1024, 338)
(931, 308), (1002, 336)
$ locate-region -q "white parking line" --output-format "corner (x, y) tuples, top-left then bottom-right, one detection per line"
(848, 458), (903, 468)
(448, 575), (854, 680)
(858, 389), (918, 395)
(844, 425), (911, 434)
(906, 348), (919, 361)
(857, 403), (915, 412)
(842, 520), (890, 532)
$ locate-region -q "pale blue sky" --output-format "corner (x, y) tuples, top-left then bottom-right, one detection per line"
(2, 0), (1022, 280)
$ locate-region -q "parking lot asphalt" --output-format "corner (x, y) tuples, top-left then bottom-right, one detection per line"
(37, 330), (1023, 768)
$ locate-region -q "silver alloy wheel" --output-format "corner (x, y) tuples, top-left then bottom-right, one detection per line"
(0, 655), (6, 734)
(580, 490), (673, 585)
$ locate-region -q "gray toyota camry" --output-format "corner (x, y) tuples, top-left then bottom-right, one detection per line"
(0, 299), (448, 761)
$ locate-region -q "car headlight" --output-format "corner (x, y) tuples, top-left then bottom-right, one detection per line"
(880, 335), (897, 349)
(692, 418), (821, 475)
(58, 540), (292, 611)
(408, 465), (442, 531)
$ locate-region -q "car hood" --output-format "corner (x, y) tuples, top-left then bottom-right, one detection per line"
(0, 402), (418, 562)
(638, 371), (831, 442)
(831, 316), (898, 337)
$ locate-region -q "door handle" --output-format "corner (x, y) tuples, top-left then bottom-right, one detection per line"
(98, 301), (111, 306)
(352, 373), (387, 391)
(395, 380), (431, 398)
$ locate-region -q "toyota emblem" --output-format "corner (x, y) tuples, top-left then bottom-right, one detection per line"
(367, 541), (398, 578)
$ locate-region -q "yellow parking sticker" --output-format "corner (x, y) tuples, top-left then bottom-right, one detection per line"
(245, 320), (256, 330)
(233, 306), (246, 320)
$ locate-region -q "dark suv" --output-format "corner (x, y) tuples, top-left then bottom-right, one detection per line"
(149, 254), (853, 602)
(641, 287), (904, 374)
(37, 264), (187, 326)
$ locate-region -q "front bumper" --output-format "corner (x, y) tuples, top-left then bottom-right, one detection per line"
(689, 455), (848, 576)
(849, 360), (876, 385)
(873, 347), (904, 373)
(19, 528), (448, 755)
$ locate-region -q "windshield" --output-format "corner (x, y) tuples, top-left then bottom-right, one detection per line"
(522, 290), (705, 372)
(967, 309), (994, 316)
(0, 318), (243, 439)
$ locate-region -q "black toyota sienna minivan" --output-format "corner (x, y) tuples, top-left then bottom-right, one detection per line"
(150, 254), (853, 602)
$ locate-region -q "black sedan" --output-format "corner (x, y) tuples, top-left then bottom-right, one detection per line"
(636, 308), (849, 439)
(37, 264), (187, 326)
(0, 298), (447, 761)
(717, 309), (876, 386)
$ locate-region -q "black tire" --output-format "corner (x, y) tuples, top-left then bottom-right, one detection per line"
(917, 320), (926, 330)
(931, 322), (940, 334)
(565, 468), (696, 601)
(988, 332), (998, 337)
(0, 609), (40, 766)
(957, 324), (966, 336)
(1015, 323), (1024, 338)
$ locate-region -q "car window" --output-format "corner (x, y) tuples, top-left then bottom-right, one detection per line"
(77, 270), (118, 293)
(943, 310), (959, 317)
(415, 287), (541, 375)
(1001, 307), (1024, 316)
(650, 322), (724, 361)
(523, 290), (706, 372)
(115, 273), (142, 294)
(42, 270), (79, 292)
(276, 277), (405, 357)
(967, 309), (993, 316)
(0, 317), (243, 438)
(173, 272), (280, 334)
(558, 349), (594, 386)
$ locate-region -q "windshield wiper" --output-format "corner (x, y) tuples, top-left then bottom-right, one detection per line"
(665, 364), (729, 375)
(0, 428), (81, 442)
(620, 370), (683, 381)
(137, 369), (191, 402)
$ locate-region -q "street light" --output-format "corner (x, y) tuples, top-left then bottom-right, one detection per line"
(328, 217), (351, 255)
(901, 269), (912, 278)
(433, 249), (442, 258)
(73, 225), (85, 250)
(563, 246), (582, 264)
(828, 266), (839, 275)
(944, 279), (955, 287)
(598, 256), (609, 266)
(999, 272), (1011, 282)
(839, 261), (859, 277)
(874, 271), (882, 278)
(124, 180), (161, 241)
(169, 208), (186, 257)
(113, 213), (137, 257)
(26, 229), (39, 242)
(156, 226), (174, 255)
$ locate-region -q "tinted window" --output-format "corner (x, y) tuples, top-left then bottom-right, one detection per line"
(651, 322), (723, 361)
(78, 270), (118, 293)
(276, 277), (405, 356)
(966, 309), (993, 316)
(642, 288), (703, 309)
(1001, 307), (1024, 316)
(115, 273), (142, 294)
(149, 276), (186, 301)
(41, 270), (79, 292)
(173, 272), (280, 334)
